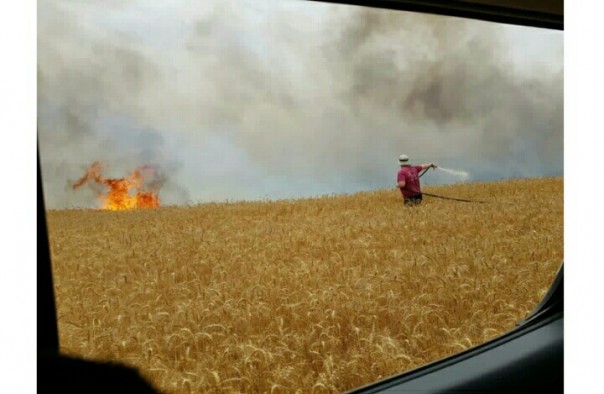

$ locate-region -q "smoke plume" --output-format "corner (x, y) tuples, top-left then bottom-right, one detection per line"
(38, 0), (563, 208)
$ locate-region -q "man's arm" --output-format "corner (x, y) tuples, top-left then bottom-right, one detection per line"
(397, 169), (406, 188)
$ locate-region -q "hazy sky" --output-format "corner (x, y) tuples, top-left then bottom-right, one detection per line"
(38, 0), (563, 209)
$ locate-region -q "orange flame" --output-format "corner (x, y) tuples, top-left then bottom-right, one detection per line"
(73, 162), (161, 210)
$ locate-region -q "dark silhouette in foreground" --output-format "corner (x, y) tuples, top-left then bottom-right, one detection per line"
(39, 352), (162, 394)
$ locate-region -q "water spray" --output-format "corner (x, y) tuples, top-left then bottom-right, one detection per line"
(416, 165), (486, 203)
(436, 167), (470, 182)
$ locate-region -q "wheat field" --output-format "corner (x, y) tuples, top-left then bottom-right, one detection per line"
(46, 177), (563, 393)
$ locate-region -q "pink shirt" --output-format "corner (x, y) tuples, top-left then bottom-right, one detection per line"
(397, 165), (423, 198)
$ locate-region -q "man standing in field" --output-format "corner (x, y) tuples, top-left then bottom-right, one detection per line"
(396, 154), (437, 205)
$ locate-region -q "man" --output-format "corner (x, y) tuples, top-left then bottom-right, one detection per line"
(396, 154), (437, 205)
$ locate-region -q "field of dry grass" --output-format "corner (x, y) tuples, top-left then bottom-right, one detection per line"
(46, 177), (563, 393)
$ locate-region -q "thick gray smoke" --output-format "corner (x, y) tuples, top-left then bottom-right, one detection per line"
(38, 1), (190, 208)
(38, 0), (562, 208)
(321, 8), (563, 184)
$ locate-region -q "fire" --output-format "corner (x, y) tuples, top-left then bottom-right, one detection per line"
(73, 162), (161, 210)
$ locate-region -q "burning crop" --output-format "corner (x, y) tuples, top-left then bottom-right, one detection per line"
(72, 162), (161, 210)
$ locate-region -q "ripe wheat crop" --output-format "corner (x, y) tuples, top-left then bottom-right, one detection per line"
(46, 177), (563, 393)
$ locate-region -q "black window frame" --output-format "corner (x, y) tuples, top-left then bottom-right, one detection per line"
(37, 1), (564, 392)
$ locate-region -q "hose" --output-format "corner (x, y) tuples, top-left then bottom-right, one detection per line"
(421, 192), (488, 204)
(414, 167), (487, 203)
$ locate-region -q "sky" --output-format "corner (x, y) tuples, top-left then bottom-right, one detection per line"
(37, 0), (563, 209)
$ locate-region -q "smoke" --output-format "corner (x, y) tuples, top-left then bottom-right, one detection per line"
(38, 0), (562, 208)
(38, 1), (190, 208)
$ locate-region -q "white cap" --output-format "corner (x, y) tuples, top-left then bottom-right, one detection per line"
(399, 154), (409, 164)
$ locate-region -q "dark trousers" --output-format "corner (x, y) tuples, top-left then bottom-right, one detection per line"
(404, 193), (423, 206)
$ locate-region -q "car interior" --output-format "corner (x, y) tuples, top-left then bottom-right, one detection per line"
(38, 1), (563, 393)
